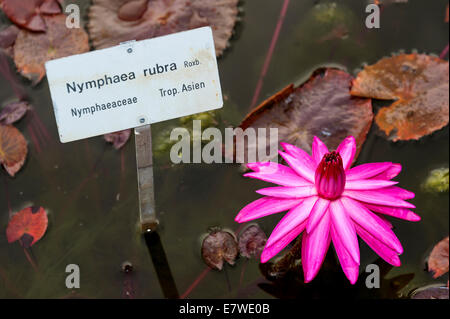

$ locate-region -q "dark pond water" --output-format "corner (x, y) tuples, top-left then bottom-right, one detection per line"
(0, 0), (448, 299)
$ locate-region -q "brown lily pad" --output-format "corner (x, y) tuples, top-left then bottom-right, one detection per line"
(238, 68), (373, 162)
(6, 206), (48, 248)
(0, 101), (29, 125)
(238, 224), (267, 259)
(428, 236), (449, 279)
(104, 129), (131, 150)
(351, 54), (449, 141)
(0, 124), (28, 177)
(13, 14), (89, 85)
(0, 25), (19, 49)
(201, 229), (239, 271)
(88, 0), (239, 56)
(0, 0), (62, 32)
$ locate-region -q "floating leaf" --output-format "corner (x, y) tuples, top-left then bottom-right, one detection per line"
(88, 0), (239, 56)
(6, 206), (48, 248)
(0, 0), (62, 32)
(13, 14), (89, 84)
(428, 236), (449, 279)
(0, 101), (29, 125)
(411, 285), (449, 299)
(239, 68), (373, 163)
(104, 129), (131, 150)
(422, 168), (449, 193)
(0, 124), (28, 177)
(351, 54), (449, 141)
(0, 25), (19, 49)
(201, 229), (239, 270)
(238, 224), (267, 259)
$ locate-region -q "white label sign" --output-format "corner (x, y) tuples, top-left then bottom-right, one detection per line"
(45, 27), (223, 143)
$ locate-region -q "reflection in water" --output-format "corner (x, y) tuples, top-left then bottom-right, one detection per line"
(144, 231), (179, 299)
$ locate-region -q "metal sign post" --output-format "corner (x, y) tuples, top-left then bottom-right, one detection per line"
(135, 124), (159, 233)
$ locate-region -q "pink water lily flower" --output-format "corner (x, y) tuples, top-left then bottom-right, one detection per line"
(235, 136), (420, 284)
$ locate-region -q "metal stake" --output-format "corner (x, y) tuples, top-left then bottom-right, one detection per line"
(135, 124), (159, 233)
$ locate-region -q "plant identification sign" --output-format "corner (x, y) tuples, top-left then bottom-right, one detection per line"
(45, 27), (223, 143)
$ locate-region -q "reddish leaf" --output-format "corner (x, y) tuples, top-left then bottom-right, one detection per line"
(13, 14), (89, 85)
(0, 0), (61, 32)
(351, 54), (449, 141)
(0, 101), (29, 125)
(239, 68), (373, 163)
(6, 206), (48, 248)
(0, 124), (28, 177)
(201, 229), (239, 270)
(88, 0), (239, 56)
(104, 129), (131, 150)
(428, 236), (449, 279)
(411, 285), (449, 299)
(238, 224), (267, 259)
(0, 25), (19, 49)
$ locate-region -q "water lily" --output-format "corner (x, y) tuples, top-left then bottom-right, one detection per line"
(235, 136), (420, 284)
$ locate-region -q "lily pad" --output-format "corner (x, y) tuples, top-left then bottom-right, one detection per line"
(104, 129), (131, 150)
(13, 14), (89, 84)
(6, 206), (48, 248)
(0, 0), (62, 32)
(351, 54), (449, 141)
(239, 68), (373, 162)
(88, 0), (239, 56)
(428, 236), (449, 279)
(0, 101), (29, 125)
(0, 25), (19, 52)
(201, 229), (239, 270)
(0, 124), (28, 177)
(411, 285), (449, 299)
(238, 224), (267, 259)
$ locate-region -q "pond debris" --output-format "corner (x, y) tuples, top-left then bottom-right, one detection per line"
(238, 224), (267, 259)
(422, 168), (449, 193)
(0, 124), (28, 177)
(88, 0), (239, 56)
(0, 100), (29, 125)
(351, 54), (449, 141)
(104, 129), (132, 150)
(6, 206), (48, 247)
(13, 14), (89, 85)
(427, 236), (449, 279)
(0, 0), (62, 32)
(239, 68), (373, 163)
(201, 229), (239, 271)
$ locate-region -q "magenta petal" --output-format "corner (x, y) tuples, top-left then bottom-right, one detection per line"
(362, 203), (421, 222)
(235, 197), (301, 223)
(279, 151), (315, 183)
(355, 225), (401, 267)
(261, 221), (306, 263)
(342, 190), (415, 209)
(329, 199), (360, 264)
(312, 136), (329, 165)
(344, 179), (398, 190)
(336, 136), (356, 170)
(256, 185), (316, 198)
(330, 224), (359, 284)
(306, 197), (330, 233)
(341, 197), (403, 254)
(380, 186), (415, 200)
(373, 164), (402, 180)
(346, 162), (393, 181)
(265, 196), (317, 247)
(245, 162), (311, 187)
(302, 212), (331, 282)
